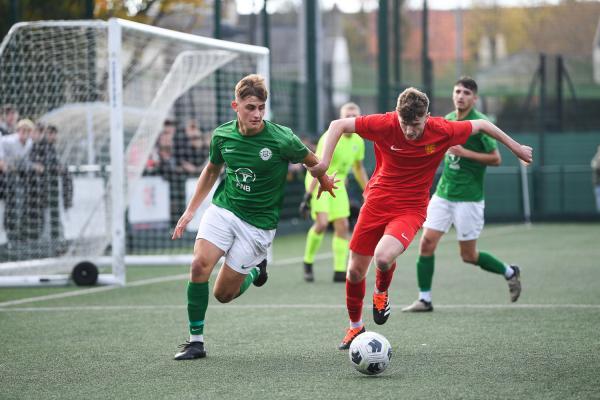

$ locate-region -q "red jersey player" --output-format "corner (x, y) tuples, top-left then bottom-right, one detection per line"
(308, 87), (533, 350)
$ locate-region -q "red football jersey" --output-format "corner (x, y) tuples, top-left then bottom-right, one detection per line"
(355, 112), (472, 212)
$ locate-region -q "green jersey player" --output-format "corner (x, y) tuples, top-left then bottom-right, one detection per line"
(172, 74), (337, 360)
(402, 77), (522, 312)
(299, 102), (369, 282)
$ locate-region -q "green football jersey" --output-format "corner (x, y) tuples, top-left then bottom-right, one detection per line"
(210, 119), (309, 230)
(434, 108), (498, 202)
(304, 131), (365, 190)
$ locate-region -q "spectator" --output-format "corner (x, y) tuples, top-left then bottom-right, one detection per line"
(592, 145), (600, 212)
(149, 142), (179, 225)
(175, 119), (210, 176)
(2, 119), (34, 243)
(158, 120), (176, 147)
(26, 124), (72, 241)
(0, 104), (19, 136)
(146, 119), (177, 172)
(172, 119), (211, 222)
(47, 126), (74, 208)
(25, 122), (48, 241)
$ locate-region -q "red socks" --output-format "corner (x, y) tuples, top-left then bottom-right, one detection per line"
(346, 262), (396, 324)
(375, 262), (396, 293)
(346, 279), (366, 324)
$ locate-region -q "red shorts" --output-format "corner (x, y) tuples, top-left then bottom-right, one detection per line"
(349, 204), (427, 256)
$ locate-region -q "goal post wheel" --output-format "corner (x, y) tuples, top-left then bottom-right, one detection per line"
(71, 261), (99, 286)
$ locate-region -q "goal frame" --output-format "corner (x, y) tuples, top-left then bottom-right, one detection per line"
(0, 18), (270, 287)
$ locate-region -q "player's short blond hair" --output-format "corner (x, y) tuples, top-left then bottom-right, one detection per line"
(16, 118), (35, 131)
(235, 74), (268, 102)
(339, 102), (361, 117)
(396, 87), (429, 122)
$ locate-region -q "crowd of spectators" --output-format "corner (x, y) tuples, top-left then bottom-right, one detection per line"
(0, 104), (72, 257)
(144, 118), (211, 225)
(0, 107), (313, 255)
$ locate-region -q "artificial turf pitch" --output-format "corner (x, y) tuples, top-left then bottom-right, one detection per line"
(1, 223), (599, 399)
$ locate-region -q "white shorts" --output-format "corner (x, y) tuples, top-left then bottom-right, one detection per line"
(423, 194), (485, 241)
(196, 204), (276, 274)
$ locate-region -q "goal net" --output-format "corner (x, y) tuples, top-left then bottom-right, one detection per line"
(0, 18), (269, 286)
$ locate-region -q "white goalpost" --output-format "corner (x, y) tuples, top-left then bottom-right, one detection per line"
(0, 18), (270, 287)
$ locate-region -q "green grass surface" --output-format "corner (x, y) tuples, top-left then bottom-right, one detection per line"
(1, 223), (599, 399)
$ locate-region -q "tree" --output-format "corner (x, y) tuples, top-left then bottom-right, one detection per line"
(466, 0), (600, 59)
(1, 0), (89, 41)
(95, 0), (209, 32)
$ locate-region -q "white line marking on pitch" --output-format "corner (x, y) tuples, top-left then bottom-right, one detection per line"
(0, 253), (334, 308)
(1, 304), (599, 312)
(0, 224), (534, 309)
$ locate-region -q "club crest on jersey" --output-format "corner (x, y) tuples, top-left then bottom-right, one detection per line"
(425, 144), (436, 154)
(234, 167), (256, 192)
(448, 153), (461, 170)
(259, 147), (272, 161)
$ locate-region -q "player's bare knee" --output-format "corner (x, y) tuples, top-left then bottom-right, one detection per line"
(213, 290), (234, 304)
(420, 236), (436, 255)
(190, 257), (211, 281)
(374, 252), (395, 270)
(374, 257), (393, 271)
(333, 219), (349, 237)
(313, 221), (327, 233)
(346, 267), (365, 283)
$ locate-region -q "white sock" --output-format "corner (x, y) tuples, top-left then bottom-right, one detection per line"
(419, 291), (432, 302)
(350, 320), (363, 329)
(190, 334), (204, 343)
(504, 265), (514, 279)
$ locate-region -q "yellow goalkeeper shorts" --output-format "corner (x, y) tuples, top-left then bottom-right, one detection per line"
(310, 184), (350, 222)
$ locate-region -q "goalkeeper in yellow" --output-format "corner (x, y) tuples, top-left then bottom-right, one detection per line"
(300, 102), (369, 282)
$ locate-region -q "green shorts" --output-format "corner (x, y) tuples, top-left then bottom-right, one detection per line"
(310, 184), (350, 222)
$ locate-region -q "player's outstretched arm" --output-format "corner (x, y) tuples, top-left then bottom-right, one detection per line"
(470, 119), (533, 164)
(307, 118), (357, 178)
(302, 151), (339, 199)
(172, 161), (223, 240)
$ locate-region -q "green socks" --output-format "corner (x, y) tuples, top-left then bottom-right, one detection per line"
(187, 268), (260, 336)
(416, 255), (435, 291)
(187, 281), (209, 336)
(477, 251), (507, 275)
(332, 236), (349, 273)
(414, 252), (507, 299)
(237, 268), (259, 298)
(303, 227), (324, 264)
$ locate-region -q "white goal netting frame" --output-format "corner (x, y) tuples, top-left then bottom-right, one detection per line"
(0, 18), (270, 286)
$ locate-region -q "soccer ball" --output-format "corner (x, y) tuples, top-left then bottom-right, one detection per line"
(348, 331), (392, 375)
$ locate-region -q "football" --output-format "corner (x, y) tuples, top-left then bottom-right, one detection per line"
(348, 331), (392, 375)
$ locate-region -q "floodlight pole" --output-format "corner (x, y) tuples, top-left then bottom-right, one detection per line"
(305, 0), (322, 136)
(9, 0), (19, 27)
(538, 53), (546, 166)
(214, 0), (226, 126)
(393, 0), (402, 91)
(262, 0), (270, 50)
(422, 0), (433, 111)
(262, 0), (272, 107)
(455, 5), (463, 77)
(378, 0), (389, 112)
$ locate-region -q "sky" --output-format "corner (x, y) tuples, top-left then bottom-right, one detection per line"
(236, 0), (565, 14)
